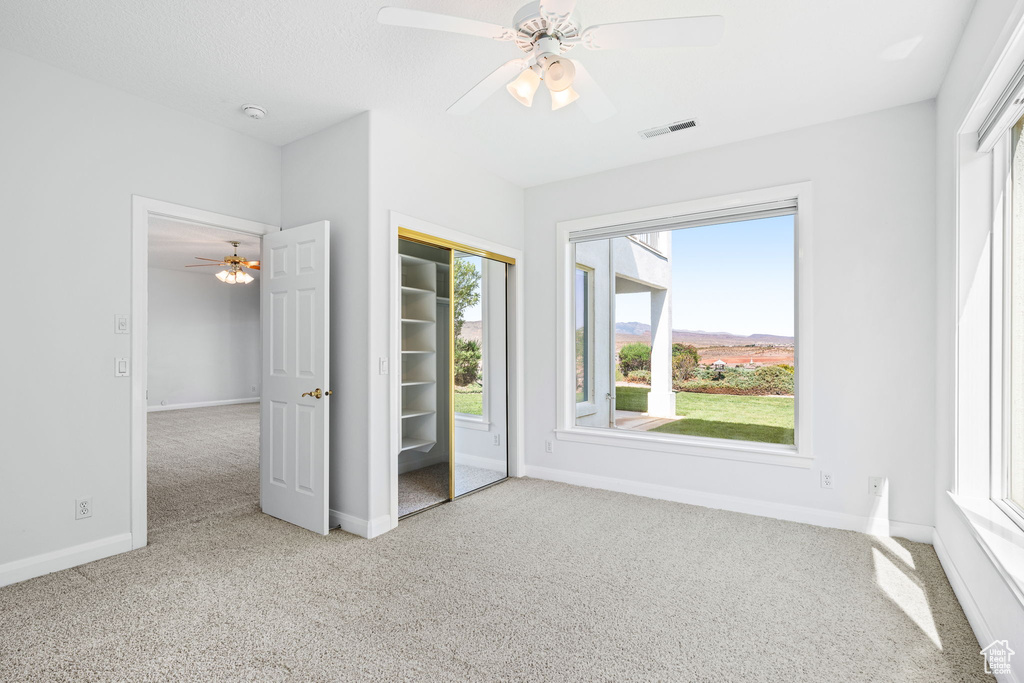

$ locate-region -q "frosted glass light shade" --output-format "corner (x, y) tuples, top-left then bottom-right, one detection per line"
(215, 268), (254, 284)
(544, 59), (575, 92)
(506, 68), (541, 107)
(551, 86), (580, 111)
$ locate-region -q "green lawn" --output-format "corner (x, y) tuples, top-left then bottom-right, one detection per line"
(454, 384), (483, 415)
(615, 386), (794, 445)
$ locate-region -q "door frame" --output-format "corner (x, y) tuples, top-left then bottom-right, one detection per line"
(130, 196), (279, 549)
(389, 211), (525, 527)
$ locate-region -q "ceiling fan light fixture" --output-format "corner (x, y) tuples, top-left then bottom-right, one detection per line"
(506, 68), (541, 107)
(542, 57), (575, 92)
(551, 86), (580, 111)
(216, 270), (232, 283)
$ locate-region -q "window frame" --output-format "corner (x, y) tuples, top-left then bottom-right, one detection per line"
(554, 183), (814, 469)
(993, 122), (1024, 532)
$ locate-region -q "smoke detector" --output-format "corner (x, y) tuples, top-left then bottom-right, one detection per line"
(241, 104), (267, 120)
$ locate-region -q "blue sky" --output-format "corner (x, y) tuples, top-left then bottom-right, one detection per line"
(615, 215), (795, 337)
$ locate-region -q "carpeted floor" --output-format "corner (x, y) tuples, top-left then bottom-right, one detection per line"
(399, 462), (507, 516)
(147, 403), (260, 532)
(0, 406), (991, 681)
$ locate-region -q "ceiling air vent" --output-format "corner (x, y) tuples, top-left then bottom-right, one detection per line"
(638, 119), (697, 139)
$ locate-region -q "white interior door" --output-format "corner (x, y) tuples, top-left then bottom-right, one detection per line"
(260, 221), (330, 534)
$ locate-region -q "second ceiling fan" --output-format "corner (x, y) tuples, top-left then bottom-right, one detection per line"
(378, 0), (724, 121)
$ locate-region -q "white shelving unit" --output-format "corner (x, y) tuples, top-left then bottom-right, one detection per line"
(399, 253), (440, 453)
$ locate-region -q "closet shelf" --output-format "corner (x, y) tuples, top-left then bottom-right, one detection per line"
(401, 350), (435, 355)
(401, 409), (435, 419)
(401, 318), (434, 324)
(400, 253), (450, 269)
(401, 285), (434, 295)
(400, 437), (436, 453)
(401, 380), (434, 387)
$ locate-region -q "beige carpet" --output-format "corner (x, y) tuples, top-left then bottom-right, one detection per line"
(147, 403), (260, 532)
(0, 406), (990, 681)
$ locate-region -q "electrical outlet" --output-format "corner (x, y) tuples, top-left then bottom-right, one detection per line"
(379, 357), (389, 375)
(820, 472), (834, 489)
(492, 434), (501, 446)
(75, 497), (93, 520)
(869, 477), (884, 496)
(545, 440), (554, 454)
(250, 385), (258, 394)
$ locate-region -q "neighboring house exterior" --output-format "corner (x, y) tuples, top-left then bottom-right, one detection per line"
(712, 359), (726, 370)
(575, 232), (676, 428)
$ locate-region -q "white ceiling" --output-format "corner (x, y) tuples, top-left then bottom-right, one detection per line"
(0, 0), (974, 187)
(149, 217), (261, 275)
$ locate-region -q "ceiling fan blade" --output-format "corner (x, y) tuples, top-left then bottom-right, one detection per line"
(193, 257), (223, 262)
(571, 60), (616, 122)
(245, 261), (261, 271)
(581, 16), (724, 50)
(448, 59), (528, 115)
(377, 7), (514, 41)
(539, 0), (577, 25)
(185, 263), (225, 267)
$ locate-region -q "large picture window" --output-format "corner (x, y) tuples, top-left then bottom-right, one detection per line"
(570, 206), (797, 448)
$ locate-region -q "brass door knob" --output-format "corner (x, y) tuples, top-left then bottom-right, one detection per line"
(301, 388), (323, 399)
(325, 390), (333, 396)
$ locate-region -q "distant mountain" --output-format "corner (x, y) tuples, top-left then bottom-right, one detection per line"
(614, 322), (793, 347)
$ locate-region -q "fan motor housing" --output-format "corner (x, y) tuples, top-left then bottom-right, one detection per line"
(512, 1), (579, 54)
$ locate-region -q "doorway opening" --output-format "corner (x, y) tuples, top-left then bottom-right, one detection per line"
(396, 229), (515, 518)
(130, 197), (279, 549)
(146, 218), (263, 532)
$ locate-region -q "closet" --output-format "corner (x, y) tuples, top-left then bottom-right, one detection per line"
(397, 231), (512, 517)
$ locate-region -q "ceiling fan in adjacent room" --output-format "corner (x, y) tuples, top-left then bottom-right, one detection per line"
(186, 241), (260, 284)
(377, 0), (724, 121)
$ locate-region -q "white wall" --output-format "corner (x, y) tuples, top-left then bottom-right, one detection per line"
(280, 112), (371, 533)
(0, 48), (280, 581)
(934, 0), (1024, 671)
(147, 267), (260, 409)
(524, 101), (937, 533)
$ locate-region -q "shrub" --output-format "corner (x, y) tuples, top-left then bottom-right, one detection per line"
(672, 344), (699, 382)
(618, 343), (651, 375)
(753, 365), (794, 395)
(627, 370), (651, 385)
(454, 338), (481, 385)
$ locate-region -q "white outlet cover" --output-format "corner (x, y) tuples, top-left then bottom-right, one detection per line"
(75, 497), (93, 520)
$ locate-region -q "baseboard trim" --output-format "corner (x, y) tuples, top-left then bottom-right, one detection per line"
(330, 510), (393, 539)
(147, 398), (259, 412)
(526, 465), (935, 544)
(934, 530), (1021, 682)
(0, 533), (133, 588)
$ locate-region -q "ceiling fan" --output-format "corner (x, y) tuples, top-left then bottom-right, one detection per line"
(186, 241), (260, 284)
(377, 0), (724, 121)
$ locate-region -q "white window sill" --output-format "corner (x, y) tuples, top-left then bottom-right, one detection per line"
(554, 426), (810, 468)
(455, 415), (491, 431)
(576, 401), (598, 418)
(947, 491), (1024, 608)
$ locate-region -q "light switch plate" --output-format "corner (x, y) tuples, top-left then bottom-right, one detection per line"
(115, 358), (130, 377)
(114, 314), (129, 334)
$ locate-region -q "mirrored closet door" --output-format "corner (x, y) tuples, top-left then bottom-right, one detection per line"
(397, 232), (511, 518)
